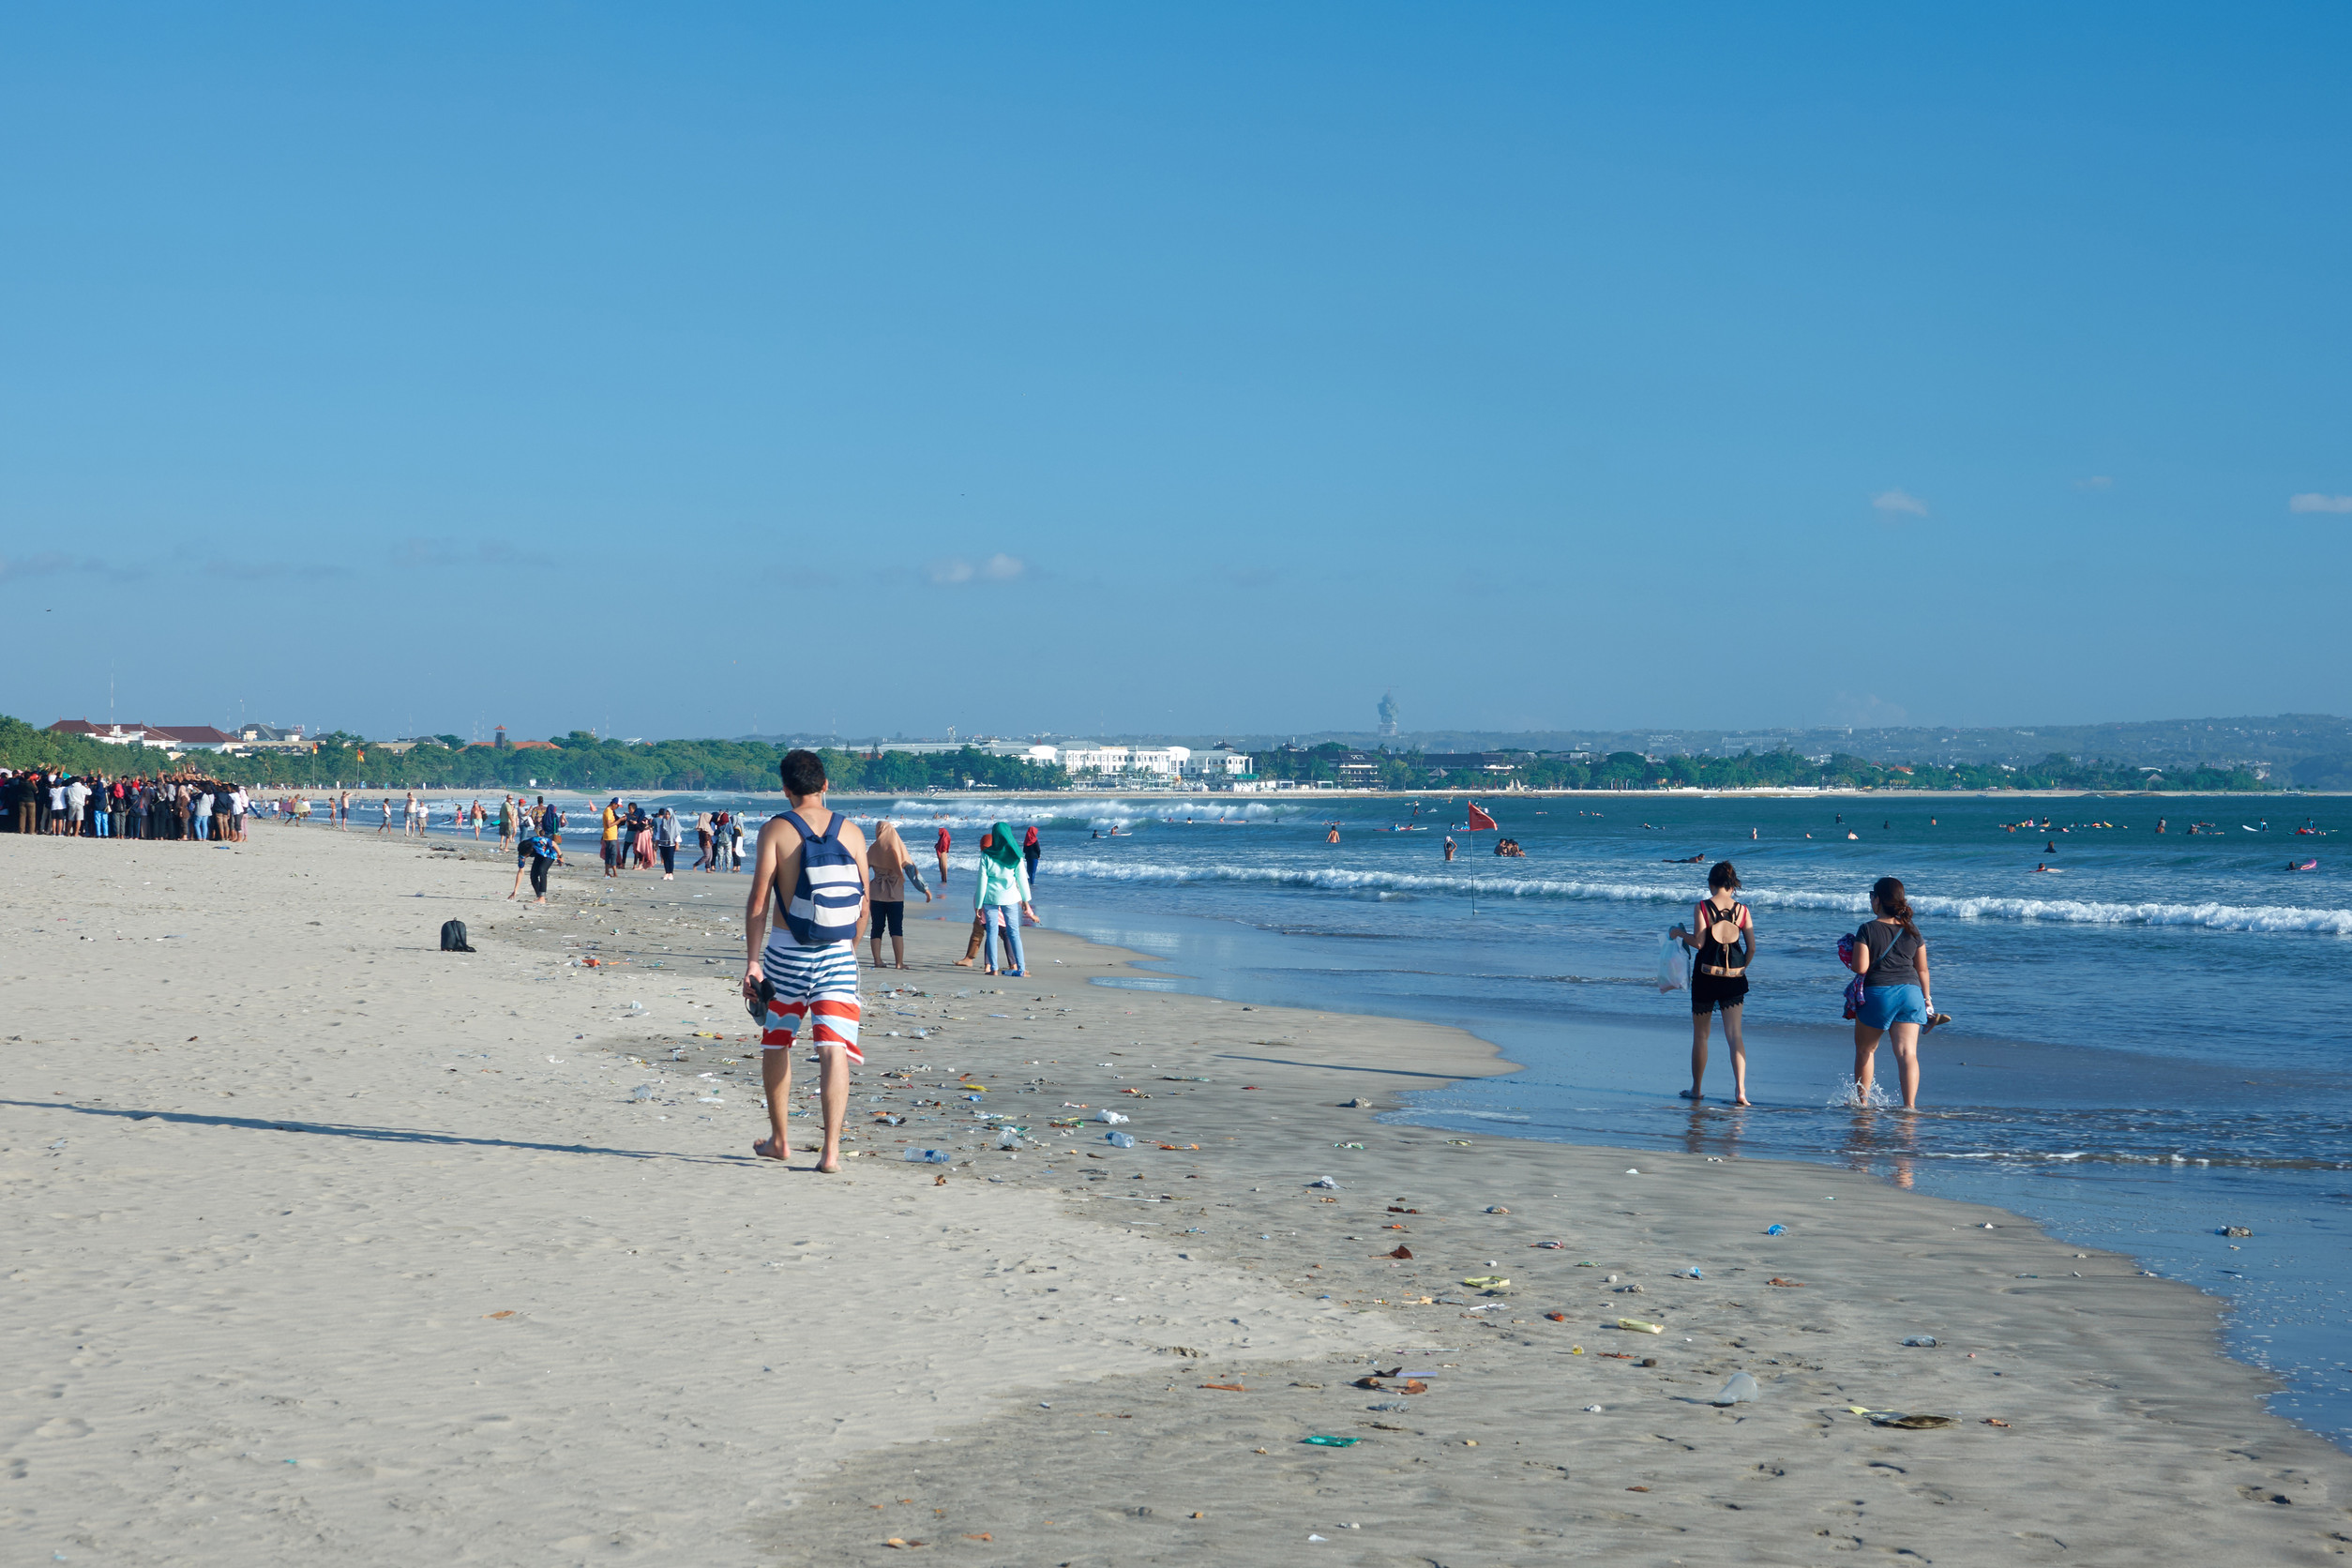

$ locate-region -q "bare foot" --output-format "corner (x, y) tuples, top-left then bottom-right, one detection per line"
(952, 957), (974, 968)
(817, 1151), (842, 1174)
(750, 1137), (789, 1161)
(1733, 1097), (1752, 1107)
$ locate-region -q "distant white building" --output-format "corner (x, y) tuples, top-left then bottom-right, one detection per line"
(1127, 746), (1190, 776)
(1056, 745), (1130, 776)
(1183, 747), (1253, 778)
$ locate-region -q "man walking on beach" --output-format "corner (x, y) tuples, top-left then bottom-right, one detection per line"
(743, 749), (868, 1174)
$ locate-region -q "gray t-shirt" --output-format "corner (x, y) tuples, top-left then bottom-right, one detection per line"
(1857, 918), (1922, 989)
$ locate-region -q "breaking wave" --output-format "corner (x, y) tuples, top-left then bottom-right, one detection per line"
(1039, 856), (2352, 936)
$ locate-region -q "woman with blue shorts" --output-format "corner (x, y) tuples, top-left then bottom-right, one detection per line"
(1850, 876), (1939, 1108)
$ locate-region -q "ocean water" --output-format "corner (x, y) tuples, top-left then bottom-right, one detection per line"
(516, 788), (2352, 1446)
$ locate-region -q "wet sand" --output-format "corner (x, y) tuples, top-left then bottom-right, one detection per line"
(1, 824), (2343, 1564)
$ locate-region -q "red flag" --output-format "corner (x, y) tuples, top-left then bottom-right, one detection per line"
(1465, 802), (1498, 831)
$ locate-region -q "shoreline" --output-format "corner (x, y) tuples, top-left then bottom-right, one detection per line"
(4, 827), (2344, 1562)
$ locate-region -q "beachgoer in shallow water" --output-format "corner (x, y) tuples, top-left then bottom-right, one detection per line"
(1023, 823), (1041, 883)
(1443, 835), (1456, 861)
(744, 749), (869, 1173)
(1671, 861), (1755, 1105)
(1850, 876), (1944, 1108)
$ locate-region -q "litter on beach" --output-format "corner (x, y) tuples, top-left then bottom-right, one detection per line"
(1712, 1372), (1759, 1405)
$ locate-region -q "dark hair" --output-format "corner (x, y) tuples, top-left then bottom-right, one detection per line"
(1708, 860), (1741, 892)
(1871, 876), (1921, 942)
(779, 748), (829, 798)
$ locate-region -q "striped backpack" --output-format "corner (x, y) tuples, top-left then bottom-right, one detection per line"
(776, 809), (864, 944)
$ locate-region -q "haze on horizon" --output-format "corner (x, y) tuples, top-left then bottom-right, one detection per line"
(3, 5), (2348, 745)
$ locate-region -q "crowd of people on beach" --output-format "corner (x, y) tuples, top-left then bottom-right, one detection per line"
(1, 767), (259, 841)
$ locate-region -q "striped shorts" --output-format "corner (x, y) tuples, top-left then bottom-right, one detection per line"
(760, 939), (862, 1061)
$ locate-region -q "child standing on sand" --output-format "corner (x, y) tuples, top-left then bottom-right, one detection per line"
(743, 750), (870, 1173)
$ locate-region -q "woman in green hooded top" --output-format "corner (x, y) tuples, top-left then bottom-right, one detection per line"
(973, 821), (1037, 976)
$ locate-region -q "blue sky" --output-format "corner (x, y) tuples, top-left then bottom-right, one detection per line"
(3, 4), (2346, 742)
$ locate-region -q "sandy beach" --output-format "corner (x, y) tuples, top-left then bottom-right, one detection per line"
(3, 823), (2344, 1565)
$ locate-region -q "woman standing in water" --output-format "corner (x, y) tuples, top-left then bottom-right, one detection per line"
(1670, 861), (1755, 1106)
(1851, 876), (1937, 1108)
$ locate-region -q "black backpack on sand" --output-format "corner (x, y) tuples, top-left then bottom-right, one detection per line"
(440, 919), (475, 954)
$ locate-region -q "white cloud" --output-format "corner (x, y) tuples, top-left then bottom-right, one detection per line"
(1871, 489), (1929, 518)
(2288, 492), (2352, 514)
(2074, 475), (2113, 490)
(926, 552), (1028, 585)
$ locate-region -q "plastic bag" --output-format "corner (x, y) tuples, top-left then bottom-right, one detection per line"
(1656, 930), (1688, 993)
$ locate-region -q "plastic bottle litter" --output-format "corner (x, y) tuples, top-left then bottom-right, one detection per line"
(1764, 1224), (1786, 1235)
(903, 1148), (951, 1165)
(1300, 1435), (1359, 1447)
(1106, 1131), (1137, 1149)
(995, 1127), (1022, 1149)
(1096, 1109), (1130, 1124)
(1712, 1372), (1759, 1405)
(1685, 1267), (1704, 1279)
(1308, 1176), (1339, 1189)
(1902, 1335), (1938, 1348)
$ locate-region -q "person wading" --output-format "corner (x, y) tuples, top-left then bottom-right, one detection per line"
(1670, 860), (1756, 1106)
(1849, 876), (1947, 1108)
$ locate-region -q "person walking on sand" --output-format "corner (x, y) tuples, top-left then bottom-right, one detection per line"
(693, 810), (713, 870)
(975, 819), (1037, 977)
(744, 749), (869, 1173)
(952, 828), (1003, 967)
(867, 819), (914, 969)
(653, 807), (681, 880)
(1849, 876), (1946, 1108)
(1669, 861), (1756, 1106)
